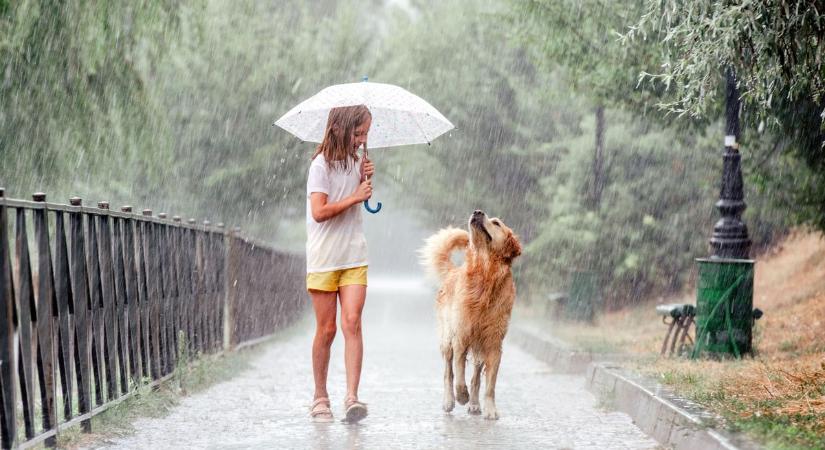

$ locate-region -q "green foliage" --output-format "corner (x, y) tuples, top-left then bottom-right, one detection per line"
(511, 0), (661, 109)
(736, 417), (825, 450)
(523, 105), (723, 304)
(624, 0), (825, 122)
(514, 0), (825, 234)
(622, 0), (825, 231)
(375, 0), (553, 242)
(0, 0), (384, 233)
(0, 0), (187, 203)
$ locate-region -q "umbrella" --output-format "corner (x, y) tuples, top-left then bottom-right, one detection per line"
(274, 77), (454, 213)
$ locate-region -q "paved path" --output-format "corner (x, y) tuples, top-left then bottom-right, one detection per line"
(90, 277), (658, 449)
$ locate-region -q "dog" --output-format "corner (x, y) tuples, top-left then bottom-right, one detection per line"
(419, 210), (522, 420)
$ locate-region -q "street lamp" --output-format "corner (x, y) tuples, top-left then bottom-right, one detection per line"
(710, 68), (751, 258)
(693, 68), (759, 358)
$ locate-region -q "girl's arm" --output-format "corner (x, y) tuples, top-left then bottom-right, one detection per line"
(310, 180), (372, 222)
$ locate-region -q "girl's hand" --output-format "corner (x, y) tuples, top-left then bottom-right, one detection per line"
(362, 157), (375, 180)
(352, 180), (373, 202)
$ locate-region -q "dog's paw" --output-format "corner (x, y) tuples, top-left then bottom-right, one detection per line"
(483, 408), (499, 420)
(455, 385), (469, 405)
(443, 395), (455, 413)
(467, 403), (481, 415)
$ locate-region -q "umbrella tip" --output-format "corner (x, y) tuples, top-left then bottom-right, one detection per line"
(362, 75), (368, 82)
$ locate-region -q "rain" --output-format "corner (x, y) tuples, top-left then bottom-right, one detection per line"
(1, 0), (823, 449)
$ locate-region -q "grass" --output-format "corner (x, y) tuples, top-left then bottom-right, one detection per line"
(517, 230), (825, 450)
(635, 358), (825, 449)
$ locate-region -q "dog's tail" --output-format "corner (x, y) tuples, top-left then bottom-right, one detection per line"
(419, 227), (469, 281)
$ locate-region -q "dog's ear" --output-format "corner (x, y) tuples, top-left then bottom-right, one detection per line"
(503, 232), (522, 262)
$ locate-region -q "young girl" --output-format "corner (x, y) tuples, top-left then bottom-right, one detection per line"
(306, 105), (374, 423)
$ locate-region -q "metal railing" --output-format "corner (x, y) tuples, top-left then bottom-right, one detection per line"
(0, 189), (306, 448)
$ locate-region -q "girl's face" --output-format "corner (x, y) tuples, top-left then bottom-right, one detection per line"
(351, 117), (371, 151)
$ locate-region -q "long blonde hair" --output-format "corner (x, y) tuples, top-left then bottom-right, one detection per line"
(312, 105), (371, 172)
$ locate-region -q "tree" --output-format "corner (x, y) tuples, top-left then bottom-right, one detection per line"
(374, 0), (549, 242)
(0, 1), (187, 203)
(150, 0), (380, 236)
(624, 0), (825, 230)
(502, 0), (791, 305)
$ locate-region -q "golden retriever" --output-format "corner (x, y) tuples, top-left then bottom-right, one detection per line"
(419, 210), (522, 420)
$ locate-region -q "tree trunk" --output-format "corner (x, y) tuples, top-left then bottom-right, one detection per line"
(588, 105), (606, 209)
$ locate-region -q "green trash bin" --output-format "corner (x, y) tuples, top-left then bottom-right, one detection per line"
(692, 258), (755, 357)
(566, 270), (600, 322)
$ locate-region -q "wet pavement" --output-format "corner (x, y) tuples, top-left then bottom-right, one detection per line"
(90, 277), (658, 449)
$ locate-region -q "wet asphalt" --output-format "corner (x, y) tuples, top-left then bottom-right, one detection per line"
(89, 277), (657, 450)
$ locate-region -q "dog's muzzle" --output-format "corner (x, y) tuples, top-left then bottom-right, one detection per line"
(470, 210), (492, 241)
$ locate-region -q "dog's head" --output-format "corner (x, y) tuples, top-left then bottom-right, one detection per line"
(468, 210), (522, 263)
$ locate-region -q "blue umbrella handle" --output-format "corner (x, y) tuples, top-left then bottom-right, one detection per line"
(364, 199), (382, 214)
(361, 145), (381, 213)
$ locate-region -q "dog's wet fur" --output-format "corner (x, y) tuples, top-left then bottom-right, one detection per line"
(419, 210), (522, 420)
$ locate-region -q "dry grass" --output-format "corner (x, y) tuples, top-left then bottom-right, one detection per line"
(524, 230), (825, 449)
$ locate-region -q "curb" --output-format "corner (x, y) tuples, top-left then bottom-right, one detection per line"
(507, 326), (595, 374)
(509, 325), (762, 450)
(587, 363), (761, 450)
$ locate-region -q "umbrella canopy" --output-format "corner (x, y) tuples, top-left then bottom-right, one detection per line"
(274, 81), (454, 148)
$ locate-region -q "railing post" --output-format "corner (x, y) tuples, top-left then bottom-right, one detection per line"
(69, 197), (93, 432)
(167, 215), (179, 370)
(135, 210), (152, 377)
(0, 188), (16, 449)
(53, 203), (75, 421)
(216, 223), (226, 351)
(188, 219), (201, 354)
(15, 196), (36, 439)
(95, 201), (120, 400)
(32, 192), (57, 447)
(202, 220), (214, 353)
(111, 208), (129, 395)
(142, 209), (161, 380)
(86, 200), (105, 407)
(157, 212), (174, 373)
(121, 206), (142, 387)
(223, 226), (237, 350)
(172, 216), (185, 360)
(185, 219), (196, 355)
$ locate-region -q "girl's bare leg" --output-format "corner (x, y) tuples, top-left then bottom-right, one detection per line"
(310, 290), (338, 400)
(338, 284), (366, 401)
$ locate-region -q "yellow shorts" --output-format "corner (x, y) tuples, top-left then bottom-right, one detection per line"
(306, 265), (368, 292)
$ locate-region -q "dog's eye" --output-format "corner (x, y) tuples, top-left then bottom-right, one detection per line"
(493, 221), (501, 227)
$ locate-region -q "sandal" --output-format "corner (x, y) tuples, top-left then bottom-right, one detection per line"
(343, 397), (368, 424)
(310, 397), (334, 423)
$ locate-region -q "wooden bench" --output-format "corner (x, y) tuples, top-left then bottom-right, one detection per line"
(656, 303), (696, 356)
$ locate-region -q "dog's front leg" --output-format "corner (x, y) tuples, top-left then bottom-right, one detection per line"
(454, 346), (470, 405)
(467, 360), (483, 415)
(441, 344), (455, 412)
(482, 350), (502, 420)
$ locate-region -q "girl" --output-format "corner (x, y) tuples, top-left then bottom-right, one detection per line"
(306, 105), (374, 423)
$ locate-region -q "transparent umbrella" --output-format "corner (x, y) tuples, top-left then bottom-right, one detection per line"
(274, 77), (454, 213)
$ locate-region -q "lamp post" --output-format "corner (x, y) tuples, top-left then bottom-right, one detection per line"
(709, 68), (751, 258)
(693, 68), (759, 358)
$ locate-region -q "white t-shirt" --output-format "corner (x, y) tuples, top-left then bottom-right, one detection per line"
(305, 154), (368, 273)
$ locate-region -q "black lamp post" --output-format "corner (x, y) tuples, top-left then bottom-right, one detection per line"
(692, 68), (759, 358)
(709, 68), (751, 259)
